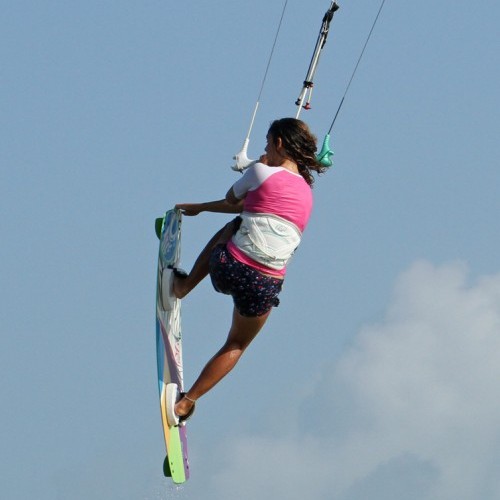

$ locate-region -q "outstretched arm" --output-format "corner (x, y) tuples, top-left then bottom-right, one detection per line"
(176, 189), (244, 216)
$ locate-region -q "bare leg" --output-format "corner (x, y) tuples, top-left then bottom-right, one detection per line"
(173, 219), (238, 299)
(175, 307), (271, 417)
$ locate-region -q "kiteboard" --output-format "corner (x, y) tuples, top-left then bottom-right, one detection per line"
(155, 208), (190, 484)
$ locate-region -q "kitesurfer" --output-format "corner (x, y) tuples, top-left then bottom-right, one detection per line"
(171, 118), (325, 422)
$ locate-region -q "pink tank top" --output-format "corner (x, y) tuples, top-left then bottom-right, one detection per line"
(227, 163), (313, 276)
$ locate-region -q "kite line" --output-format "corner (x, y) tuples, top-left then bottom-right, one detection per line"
(232, 0), (289, 172)
(326, 0), (388, 135)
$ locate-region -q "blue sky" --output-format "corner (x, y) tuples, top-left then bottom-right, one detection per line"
(2, 1), (500, 499)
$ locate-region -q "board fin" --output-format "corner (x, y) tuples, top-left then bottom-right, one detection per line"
(155, 216), (164, 240)
(163, 455), (172, 477)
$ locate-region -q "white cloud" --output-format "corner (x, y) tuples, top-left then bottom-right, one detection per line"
(207, 260), (500, 500)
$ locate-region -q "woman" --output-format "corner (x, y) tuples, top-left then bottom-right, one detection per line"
(168, 117), (325, 425)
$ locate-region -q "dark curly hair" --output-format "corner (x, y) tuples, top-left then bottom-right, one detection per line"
(268, 118), (325, 186)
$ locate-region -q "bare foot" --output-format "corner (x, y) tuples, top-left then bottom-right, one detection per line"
(172, 274), (189, 299)
(175, 395), (195, 418)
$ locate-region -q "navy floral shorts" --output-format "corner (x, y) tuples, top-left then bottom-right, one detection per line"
(209, 244), (284, 317)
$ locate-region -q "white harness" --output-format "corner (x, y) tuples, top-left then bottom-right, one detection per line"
(232, 212), (302, 270)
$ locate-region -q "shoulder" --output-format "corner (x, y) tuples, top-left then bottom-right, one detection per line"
(233, 163), (281, 196)
(248, 162), (282, 178)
